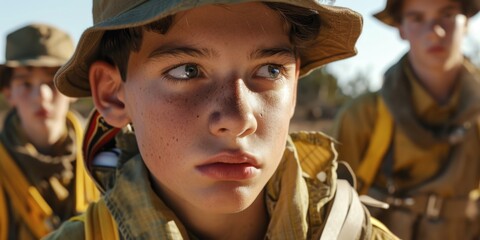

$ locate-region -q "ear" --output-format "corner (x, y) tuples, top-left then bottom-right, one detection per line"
(89, 61), (130, 128)
(1, 87), (15, 107)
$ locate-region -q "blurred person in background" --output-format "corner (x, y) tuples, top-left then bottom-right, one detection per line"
(333, 0), (480, 239)
(0, 23), (99, 240)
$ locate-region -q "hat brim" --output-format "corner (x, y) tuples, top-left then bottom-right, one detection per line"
(374, 0), (480, 27)
(55, 0), (363, 97)
(2, 56), (68, 68)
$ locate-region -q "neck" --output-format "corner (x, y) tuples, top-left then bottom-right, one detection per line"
(408, 54), (463, 104)
(23, 121), (67, 155)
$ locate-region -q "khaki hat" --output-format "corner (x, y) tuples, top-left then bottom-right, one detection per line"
(55, 0), (363, 97)
(1, 23), (74, 68)
(374, 0), (480, 26)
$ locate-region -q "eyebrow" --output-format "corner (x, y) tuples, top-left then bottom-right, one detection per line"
(249, 47), (296, 60)
(12, 68), (56, 78)
(148, 45), (219, 60)
(147, 45), (295, 62)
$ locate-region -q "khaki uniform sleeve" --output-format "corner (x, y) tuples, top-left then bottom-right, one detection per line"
(331, 92), (379, 171)
(41, 220), (85, 240)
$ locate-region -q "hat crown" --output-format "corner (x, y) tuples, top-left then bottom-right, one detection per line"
(56, 0), (363, 97)
(5, 23), (74, 66)
(93, 0), (148, 24)
(375, 0), (480, 26)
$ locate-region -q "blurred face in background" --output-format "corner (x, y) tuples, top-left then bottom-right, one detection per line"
(398, 0), (468, 70)
(4, 66), (70, 145)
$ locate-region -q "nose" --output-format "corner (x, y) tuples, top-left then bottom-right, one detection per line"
(208, 79), (258, 138)
(33, 83), (53, 103)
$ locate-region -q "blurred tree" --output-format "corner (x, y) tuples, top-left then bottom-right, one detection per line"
(71, 98), (95, 118)
(340, 67), (372, 98)
(294, 67), (350, 120)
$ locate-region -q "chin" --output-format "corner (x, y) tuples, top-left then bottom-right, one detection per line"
(198, 183), (261, 214)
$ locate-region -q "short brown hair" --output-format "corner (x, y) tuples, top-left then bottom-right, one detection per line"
(390, 0), (473, 24)
(0, 67), (13, 90)
(0, 66), (60, 90)
(98, 2), (320, 81)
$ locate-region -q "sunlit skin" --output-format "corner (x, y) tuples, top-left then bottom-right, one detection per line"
(90, 3), (300, 239)
(397, 0), (468, 103)
(2, 67), (71, 154)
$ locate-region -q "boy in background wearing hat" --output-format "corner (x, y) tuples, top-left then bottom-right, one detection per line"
(0, 23), (99, 240)
(46, 1), (398, 239)
(333, 0), (480, 239)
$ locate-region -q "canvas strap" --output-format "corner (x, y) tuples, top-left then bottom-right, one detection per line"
(0, 140), (54, 238)
(357, 96), (394, 195)
(68, 112), (100, 213)
(320, 180), (365, 240)
(0, 172), (9, 240)
(70, 198), (119, 240)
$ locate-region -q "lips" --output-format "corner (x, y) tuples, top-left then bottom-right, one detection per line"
(35, 108), (50, 118)
(196, 151), (261, 181)
(427, 45), (445, 53)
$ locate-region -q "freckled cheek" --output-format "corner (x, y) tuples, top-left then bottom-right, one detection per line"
(258, 89), (294, 137)
(255, 92), (292, 170)
(131, 90), (205, 168)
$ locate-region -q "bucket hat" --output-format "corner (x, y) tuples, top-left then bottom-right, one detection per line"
(1, 23), (74, 68)
(54, 0), (363, 97)
(374, 0), (480, 26)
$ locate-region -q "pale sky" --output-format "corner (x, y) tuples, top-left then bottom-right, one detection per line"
(1, 0), (479, 91)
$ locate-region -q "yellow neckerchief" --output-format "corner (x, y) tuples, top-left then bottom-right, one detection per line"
(0, 112), (99, 239)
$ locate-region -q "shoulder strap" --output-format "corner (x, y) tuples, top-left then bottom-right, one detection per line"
(0, 141), (54, 238)
(320, 179), (365, 240)
(67, 112), (100, 213)
(0, 176), (8, 240)
(70, 198), (119, 240)
(357, 96), (394, 194)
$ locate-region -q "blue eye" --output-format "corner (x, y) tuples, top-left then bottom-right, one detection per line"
(167, 64), (200, 79)
(256, 65), (283, 79)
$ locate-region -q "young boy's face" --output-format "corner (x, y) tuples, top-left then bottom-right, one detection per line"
(3, 67), (71, 136)
(95, 2), (299, 215)
(398, 0), (467, 69)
